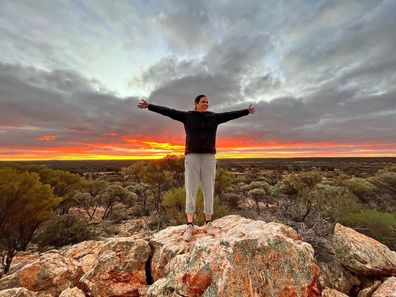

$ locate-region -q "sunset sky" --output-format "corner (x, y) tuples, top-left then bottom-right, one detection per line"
(1, 0), (396, 160)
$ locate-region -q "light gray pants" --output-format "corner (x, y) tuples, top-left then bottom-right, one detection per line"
(185, 153), (216, 214)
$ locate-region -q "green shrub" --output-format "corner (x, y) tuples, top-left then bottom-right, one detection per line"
(107, 203), (130, 223)
(162, 187), (231, 225)
(343, 177), (376, 204)
(34, 214), (94, 248)
(315, 184), (362, 222)
(340, 209), (396, 250)
(0, 167), (61, 276)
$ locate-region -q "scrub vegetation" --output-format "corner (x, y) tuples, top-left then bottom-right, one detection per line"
(1, 157), (395, 277)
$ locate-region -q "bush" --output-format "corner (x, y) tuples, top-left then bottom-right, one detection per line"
(107, 203), (130, 223)
(340, 209), (396, 250)
(343, 177), (376, 205)
(162, 187), (231, 225)
(0, 167), (61, 276)
(34, 214), (95, 248)
(314, 184), (362, 222)
(368, 171), (396, 212)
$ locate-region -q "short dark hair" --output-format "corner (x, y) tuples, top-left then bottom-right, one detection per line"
(194, 94), (206, 104)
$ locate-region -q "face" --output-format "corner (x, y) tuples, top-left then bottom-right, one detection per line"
(195, 96), (209, 112)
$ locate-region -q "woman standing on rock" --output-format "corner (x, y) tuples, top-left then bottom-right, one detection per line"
(138, 95), (255, 241)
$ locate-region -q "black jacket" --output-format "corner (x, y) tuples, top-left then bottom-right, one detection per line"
(148, 104), (249, 154)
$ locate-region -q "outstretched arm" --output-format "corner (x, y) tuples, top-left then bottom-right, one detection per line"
(137, 99), (186, 123)
(215, 104), (255, 124)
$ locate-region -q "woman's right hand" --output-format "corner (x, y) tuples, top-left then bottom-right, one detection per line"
(137, 99), (149, 109)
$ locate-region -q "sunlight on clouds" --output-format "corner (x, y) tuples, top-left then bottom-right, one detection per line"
(38, 135), (56, 141)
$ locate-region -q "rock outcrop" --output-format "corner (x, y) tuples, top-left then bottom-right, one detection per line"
(333, 223), (396, 276)
(62, 240), (106, 273)
(321, 287), (349, 297)
(357, 280), (382, 297)
(0, 287), (36, 297)
(0, 253), (83, 296)
(58, 287), (85, 297)
(148, 215), (320, 296)
(318, 261), (360, 293)
(372, 277), (396, 297)
(80, 237), (151, 297)
(1, 216), (395, 296)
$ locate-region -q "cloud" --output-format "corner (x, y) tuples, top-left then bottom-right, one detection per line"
(280, 0), (396, 95)
(0, 0), (395, 158)
(133, 33), (274, 108)
(0, 63), (185, 149)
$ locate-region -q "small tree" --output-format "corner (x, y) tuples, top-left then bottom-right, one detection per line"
(72, 179), (107, 221)
(33, 214), (94, 248)
(314, 183), (362, 222)
(142, 162), (174, 228)
(122, 162), (147, 183)
(276, 171), (323, 222)
(99, 184), (128, 219)
(9, 165), (81, 215)
(0, 167), (60, 277)
(126, 183), (153, 216)
(159, 155), (185, 188)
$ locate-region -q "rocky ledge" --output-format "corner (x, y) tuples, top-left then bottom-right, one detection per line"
(0, 215), (395, 297)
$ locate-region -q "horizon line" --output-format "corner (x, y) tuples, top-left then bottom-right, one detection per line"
(1, 155), (396, 162)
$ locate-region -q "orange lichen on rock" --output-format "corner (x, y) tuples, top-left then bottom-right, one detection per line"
(182, 271), (212, 297)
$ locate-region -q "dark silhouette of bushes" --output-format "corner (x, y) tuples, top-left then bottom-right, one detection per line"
(33, 214), (95, 248)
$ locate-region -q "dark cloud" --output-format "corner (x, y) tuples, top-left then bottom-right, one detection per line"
(152, 1), (212, 53)
(243, 73), (281, 98)
(134, 33), (273, 107)
(0, 63), (185, 148)
(147, 73), (241, 110)
(151, 0), (284, 53)
(281, 0), (396, 92)
(205, 34), (272, 75)
(130, 56), (207, 90)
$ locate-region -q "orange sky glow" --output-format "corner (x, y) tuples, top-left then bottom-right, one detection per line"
(1, 136), (395, 161)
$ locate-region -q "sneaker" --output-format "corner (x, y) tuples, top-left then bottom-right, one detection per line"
(204, 221), (215, 235)
(183, 224), (194, 242)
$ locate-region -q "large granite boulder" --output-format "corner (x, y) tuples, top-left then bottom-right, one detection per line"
(148, 215), (320, 297)
(59, 287), (86, 297)
(7, 253), (40, 275)
(372, 277), (396, 297)
(62, 240), (106, 273)
(318, 261), (360, 294)
(357, 280), (382, 297)
(80, 237), (151, 297)
(0, 288), (36, 297)
(333, 224), (396, 276)
(321, 287), (349, 297)
(0, 253), (83, 296)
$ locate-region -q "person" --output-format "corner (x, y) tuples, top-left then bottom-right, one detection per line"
(137, 95), (255, 241)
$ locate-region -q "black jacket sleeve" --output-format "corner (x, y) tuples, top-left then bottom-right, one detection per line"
(215, 109), (249, 124)
(148, 104), (187, 123)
